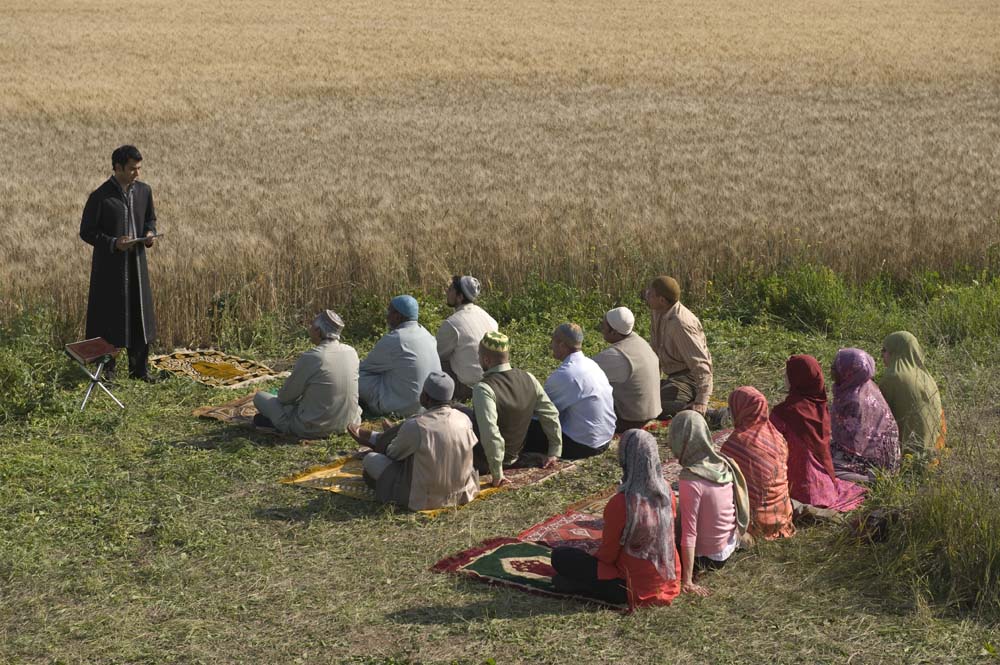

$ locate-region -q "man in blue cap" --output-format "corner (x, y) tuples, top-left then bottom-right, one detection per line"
(358, 295), (441, 417)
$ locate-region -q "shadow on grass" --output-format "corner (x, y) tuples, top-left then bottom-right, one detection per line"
(386, 595), (600, 624)
(253, 494), (387, 523)
(152, 425), (330, 452)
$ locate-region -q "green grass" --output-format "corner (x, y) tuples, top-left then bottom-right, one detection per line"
(2, 273), (1000, 663)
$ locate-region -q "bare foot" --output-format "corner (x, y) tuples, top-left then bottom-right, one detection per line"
(346, 424), (373, 446)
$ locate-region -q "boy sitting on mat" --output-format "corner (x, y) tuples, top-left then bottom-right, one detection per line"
(353, 372), (480, 512)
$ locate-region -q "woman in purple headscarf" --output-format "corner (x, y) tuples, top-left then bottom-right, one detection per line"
(829, 348), (900, 483)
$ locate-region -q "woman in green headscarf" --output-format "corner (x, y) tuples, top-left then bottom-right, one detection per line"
(668, 411), (750, 596)
(879, 331), (946, 463)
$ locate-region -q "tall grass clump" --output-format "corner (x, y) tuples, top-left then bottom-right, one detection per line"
(0, 310), (80, 425)
(859, 447), (1000, 617)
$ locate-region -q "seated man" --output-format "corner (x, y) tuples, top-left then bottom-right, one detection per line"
(472, 332), (562, 486)
(252, 310), (362, 438)
(544, 323), (616, 458)
(644, 276), (714, 419)
(592, 307), (663, 432)
(357, 372), (480, 512)
(436, 275), (498, 402)
(359, 295), (441, 417)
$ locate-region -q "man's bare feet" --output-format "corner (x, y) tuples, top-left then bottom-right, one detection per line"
(346, 423), (373, 446)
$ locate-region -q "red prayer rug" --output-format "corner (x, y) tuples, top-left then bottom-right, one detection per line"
(431, 538), (627, 610)
(516, 510), (604, 554)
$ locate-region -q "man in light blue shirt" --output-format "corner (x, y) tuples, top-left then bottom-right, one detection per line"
(544, 322), (617, 458)
(359, 295), (441, 417)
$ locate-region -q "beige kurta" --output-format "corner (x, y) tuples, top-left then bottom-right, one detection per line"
(253, 339), (362, 438)
(380, 405), (480, 511)
(649, 301), (714, 406)
(593, 333), (662, 422)
(436, 303), (498, 387)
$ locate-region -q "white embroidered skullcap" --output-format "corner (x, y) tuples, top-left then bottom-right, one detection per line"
(314, 310), (344, 339)
(459, 276), (482, 302)
(605, 307), (635, 335)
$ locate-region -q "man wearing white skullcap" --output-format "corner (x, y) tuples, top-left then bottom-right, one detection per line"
(593, 307), (663, 432)
(253, 310), (363, 438)
(436, 275), (498, 401)
(353, 372), (480, 511)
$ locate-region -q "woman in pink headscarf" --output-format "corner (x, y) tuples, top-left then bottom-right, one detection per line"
(829, 348), (900, 483)
(770, 355), (866, 511)
(720, 387), (795, 540)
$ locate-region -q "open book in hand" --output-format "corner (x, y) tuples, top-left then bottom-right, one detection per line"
(121, 233), (165, 247)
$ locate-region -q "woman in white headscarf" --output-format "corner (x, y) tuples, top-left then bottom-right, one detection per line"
(550, 429), (681, 607)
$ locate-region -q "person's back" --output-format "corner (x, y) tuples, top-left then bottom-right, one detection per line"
(678, 476), (738, 560)
(879, 331), (945, 460)
(480, 366), (539, 465)
(290, 340), (362, 437)
(721, 387), (795, 540)
(361, 320), (441, 416)
(440, 302), (498, 387)
(595, 333), (662, 423)
(405, 405), (479, 511)
(545, 351), (616, 449)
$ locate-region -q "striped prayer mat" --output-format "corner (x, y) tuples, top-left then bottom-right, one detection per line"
(431, 538), (627, 611)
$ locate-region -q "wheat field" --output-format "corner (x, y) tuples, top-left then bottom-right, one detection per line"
(1, 0), (998, 344)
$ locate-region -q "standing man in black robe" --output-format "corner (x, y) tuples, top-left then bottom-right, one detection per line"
(80, 145), (159, 381)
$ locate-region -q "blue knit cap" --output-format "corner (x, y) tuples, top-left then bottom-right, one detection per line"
(389, 295), (419, 320)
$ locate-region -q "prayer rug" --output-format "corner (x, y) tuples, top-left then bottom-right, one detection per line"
(151, 349), (289, 388)
(280, 455), (576, 517)
(192, 394), (260, 428)
(431, 538), (627, 610)
(517, 510), (604, 554)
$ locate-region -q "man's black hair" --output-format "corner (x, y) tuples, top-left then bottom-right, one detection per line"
(112, 145), (143, 169)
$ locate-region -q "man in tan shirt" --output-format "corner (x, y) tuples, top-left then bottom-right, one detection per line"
(644, 276), (714, 418)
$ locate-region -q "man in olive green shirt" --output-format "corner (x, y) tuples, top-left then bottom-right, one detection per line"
(471, 332), (562, 487)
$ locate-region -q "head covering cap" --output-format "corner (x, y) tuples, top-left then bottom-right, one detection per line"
(650, 276), (681, 303)
(458, 276), (481, 302)
(481, 331), (510, 353)
(313, 309), (344, 340)
(422, 371), (455, 402)
(389, 295), (419, 321)
(605, 307), (635, 335)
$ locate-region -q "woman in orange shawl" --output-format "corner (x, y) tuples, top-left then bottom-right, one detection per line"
(720, 387), (795, 540)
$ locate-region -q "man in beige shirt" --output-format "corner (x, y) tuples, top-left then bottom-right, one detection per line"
(644, 276), (714, 418)
(358, 372), (480, 512)
(436, 275), (498, 401)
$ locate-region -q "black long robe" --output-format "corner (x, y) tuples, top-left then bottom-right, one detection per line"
(79, 177), (157, 348)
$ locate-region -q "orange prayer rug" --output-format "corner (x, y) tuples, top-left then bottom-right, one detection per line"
(280, 455), (577, 517)
(151, 349), (289, 388)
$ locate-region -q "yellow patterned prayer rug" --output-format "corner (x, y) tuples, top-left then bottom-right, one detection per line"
(151, 349), (289, 388)
(281, 455), (577, 517)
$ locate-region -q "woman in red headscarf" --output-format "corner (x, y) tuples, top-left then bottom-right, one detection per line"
(770, 355), (866, 512)
(720, 387), (795, 540)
